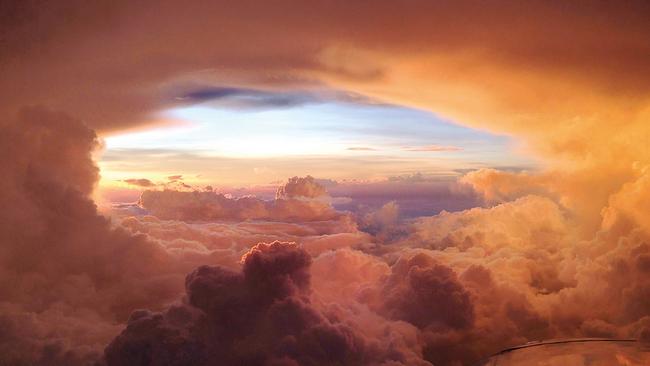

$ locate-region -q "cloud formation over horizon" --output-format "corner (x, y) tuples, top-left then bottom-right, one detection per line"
(3, 2), (650, 365)
(1, 106), (650, 365)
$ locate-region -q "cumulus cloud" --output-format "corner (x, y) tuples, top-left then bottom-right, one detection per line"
(138, 177), (338, 223)
(116, 211), (370, 270)
(0, 108), (382, 365)
(105, 242), (431, 366)
(106, 173), (650, 365)
(3, 1), (650, 146)
(393, 193), (650, 362)
(275, 176), (328, 200)
(460, 169), (551, 204)
(4, 2), (650, 364)
(0, 107), (186, 365)
(106, 187), (650, 365)
(357, 201), (408, 243)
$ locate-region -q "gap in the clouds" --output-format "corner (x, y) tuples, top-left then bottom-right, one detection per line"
(107, 100), (519, 159)
(99, 96), (537, 217)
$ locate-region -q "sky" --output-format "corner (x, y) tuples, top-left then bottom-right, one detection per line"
(99, 96), (532, 188)
(2, 2), (650, 366)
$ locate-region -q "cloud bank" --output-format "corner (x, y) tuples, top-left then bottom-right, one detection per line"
(137, 176), (338, 223)
(3, 2), (650, 365)
(2, 107), (650, 366)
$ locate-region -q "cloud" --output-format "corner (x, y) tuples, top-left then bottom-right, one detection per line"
(0, 108), (389, 365)
(5, 51), (650, 366)
(394, 193), (650, 362)
(107, 188), (650, 365)
(275, 176), (328, 200)
(328, 176), (482, 218)
(347, 147), (377, 151)
(4, 2), (650, 365)
(0, 107), (186, 364)
(375, 254), (475, 330)
(175, 86), (388, 110)
(403, 145), (462, 152)
(117, 210), (369, 265)
(177, 86), (315, 109)
(104, 242), (431, 366)
(357, 201), (407, 243)
(138, 176), (338, 223)
(459, 168), (551, 204)
(122, 178), (156, 187)
(4, 107), (650, 366)
(3, 1), (649, 142)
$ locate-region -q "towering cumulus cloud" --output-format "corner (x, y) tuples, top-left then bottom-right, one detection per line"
(0, 107), (184, 365)
(105, 242), (429, 366)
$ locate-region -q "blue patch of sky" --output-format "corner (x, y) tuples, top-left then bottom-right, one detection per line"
(104, 96), (532, 168)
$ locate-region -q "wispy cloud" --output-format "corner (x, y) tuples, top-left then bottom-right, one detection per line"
(346, 147), (377, 151)
(122, 178), (156, 187)
(402, 145), (463, 152)
(174, 86), (389, 110)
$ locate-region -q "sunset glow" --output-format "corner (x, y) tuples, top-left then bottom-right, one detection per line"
(2, 2), (650, 366)
(98, 102), (530, 188)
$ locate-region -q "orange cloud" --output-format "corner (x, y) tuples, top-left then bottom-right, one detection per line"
(3, 3), (650, 365)
(122, 178), (156, 187)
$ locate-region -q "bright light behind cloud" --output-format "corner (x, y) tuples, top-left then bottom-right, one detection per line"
(100, 101), (533, 187)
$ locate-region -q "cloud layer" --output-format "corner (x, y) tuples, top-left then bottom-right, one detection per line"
(2, 107), (650, 365)
(137, 176), (338, 222)
(0, 107), (186, 364)
(3, 2), (650, 365)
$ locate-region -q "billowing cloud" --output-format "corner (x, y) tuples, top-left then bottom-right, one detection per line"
(105, 242), (431, 366)
(0, 107), (185, 364)
(4, 107), (650, 365)
(138, 177), (337, 223)
(397, 193), (650, 362)
(0, 107), (387, 365)
(275, 176), (328, 200)
(460, 168), (551, 204)
(4, 2), (650, 365)
(3, 1), (649, 146)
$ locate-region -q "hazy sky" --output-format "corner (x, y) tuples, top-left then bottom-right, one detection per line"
(100, 94), (534, 187)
